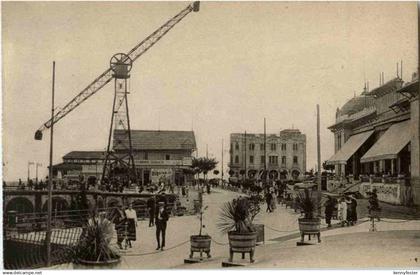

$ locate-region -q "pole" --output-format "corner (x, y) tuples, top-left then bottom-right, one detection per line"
(316, 104), (322, 215)
(27, 161), (30, 183)
(46, 61), (55, 266)
(221, 139), (224, 182)
(264, 118), (267, 183)
(244, 131), (247, 180)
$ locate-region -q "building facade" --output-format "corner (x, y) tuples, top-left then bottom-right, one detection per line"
(53, 130), (196, 185)
(327, 72), (419, 205)
(228, 129), (306, 180)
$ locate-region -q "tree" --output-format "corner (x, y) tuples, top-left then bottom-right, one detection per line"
(322, 161), (334, 172)
(192, 157), (218, 179)
(213, 170), (220, 176)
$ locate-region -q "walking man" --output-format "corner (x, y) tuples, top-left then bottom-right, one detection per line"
(324, 196), (336, 228)
(155, 202), (169, 251)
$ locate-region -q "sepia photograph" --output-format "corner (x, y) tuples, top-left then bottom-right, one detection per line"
(1, 0), (420, 272)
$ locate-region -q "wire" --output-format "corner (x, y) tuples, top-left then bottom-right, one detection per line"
(121, 240), (190, 257)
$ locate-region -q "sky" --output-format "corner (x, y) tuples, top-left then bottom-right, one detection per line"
(2, 1), (418, 181)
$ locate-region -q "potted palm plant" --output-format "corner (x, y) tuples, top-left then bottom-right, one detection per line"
(218, 196), (260, 263)
(295, 188), (321, 244)
(189, 205), (211, 259)
(73, 212), (121, 267)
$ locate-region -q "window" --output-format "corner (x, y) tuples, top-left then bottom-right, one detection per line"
(144, 152), (148, 160)
(269, 156), (278, 164)
(249, 143), (255, 151)
(293, 143), (298, 151)
(293, 156), (298, 164)
(270, 143), (277, 151)
(235, 155), (239, 163)
(235, 143), (239, 150)
(260, 156), (265, 164)
(260, 144), (264, 151)
(282, 156), (286, 165)
(281, 144), (286, 151)
(166, 155), (170, 160)
(249, 155), (254, 164)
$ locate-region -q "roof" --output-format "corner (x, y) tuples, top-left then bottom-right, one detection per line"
(338, 95), (375, 117)
(52, 162), (82, 170)
(364, 78), (403, 98)
(327, 130), (374, 165)
(63, 151), (105, 160)
(113, 130), (196, 151)
(360, 120), (411, 163)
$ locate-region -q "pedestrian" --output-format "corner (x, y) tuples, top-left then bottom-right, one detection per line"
(112, 203), (127, 249)
(155, 201), (169, 251)
(368, 189), (380, 221)
(181, 185), (186, 197)
(324, 196), (336, 228)
(265, 191), (273, 212)
(349, 195), (358, 225)
(124, 203), (138, 248)
(338, 197), (348, 227)
(147, 196), (156, 227)
(271, 190), (277, 211)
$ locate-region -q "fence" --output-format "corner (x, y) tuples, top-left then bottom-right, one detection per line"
(3, 201), (181, 270)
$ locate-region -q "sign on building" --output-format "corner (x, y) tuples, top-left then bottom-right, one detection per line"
(151, 169), (173, 184)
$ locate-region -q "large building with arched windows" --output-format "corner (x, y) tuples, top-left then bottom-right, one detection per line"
(228, 129), (306, 181)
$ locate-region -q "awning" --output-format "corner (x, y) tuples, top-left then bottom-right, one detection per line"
(326, 130), (374, 165)
(360, 120), (411, 163)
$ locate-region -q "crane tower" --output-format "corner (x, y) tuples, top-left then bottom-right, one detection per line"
(34, 2), (200, 185)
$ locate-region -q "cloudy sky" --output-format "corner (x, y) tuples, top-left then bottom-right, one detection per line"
(2, 1), (418, 181)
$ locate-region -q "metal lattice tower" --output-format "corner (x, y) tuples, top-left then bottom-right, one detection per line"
(102, 53), (136, 184)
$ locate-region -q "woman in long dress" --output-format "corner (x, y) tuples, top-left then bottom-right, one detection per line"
(337, 198), (347, 227)
(125, 203), (138, 248)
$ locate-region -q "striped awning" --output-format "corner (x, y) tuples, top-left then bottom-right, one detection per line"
(360, 120), (411, 163)
(327, 130), (374, 165)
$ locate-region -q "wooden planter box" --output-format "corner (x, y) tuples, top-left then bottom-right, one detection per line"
(228, 231), (257, 263)
(75, 257), (121, 269)
(190, 235), (211, 259)
(298, 218), (321, 243)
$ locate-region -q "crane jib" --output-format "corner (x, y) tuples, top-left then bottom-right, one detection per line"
(34, 1), (199, 141)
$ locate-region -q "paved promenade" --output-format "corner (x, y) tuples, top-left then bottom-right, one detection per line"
(51, 188), (420, 269)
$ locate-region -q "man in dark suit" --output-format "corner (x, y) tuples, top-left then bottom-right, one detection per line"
(155, 202), (169, 251)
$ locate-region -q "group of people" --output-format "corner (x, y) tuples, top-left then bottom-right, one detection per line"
(324, 195), (358, 227)
(111, 198), (170, 251)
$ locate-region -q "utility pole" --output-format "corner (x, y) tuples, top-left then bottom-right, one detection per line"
(46, 61), (55, 266)
(264, 118), (267, 183)
(316, 104), (322, 215)
(221, 139), (224, 182)
(244, 131), (247, 180)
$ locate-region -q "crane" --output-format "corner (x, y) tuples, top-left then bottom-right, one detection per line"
(34, 1), (200, 184)
(34, 1), (200, 141)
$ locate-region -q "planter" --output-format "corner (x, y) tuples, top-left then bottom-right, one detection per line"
(74, 257), (121, 269)
(228, 231), (257, 263)
(298, 218), (321, 243)
(189, 235), (211, 259)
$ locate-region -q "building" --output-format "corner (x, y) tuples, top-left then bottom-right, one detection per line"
(326, 72), (419, 205)
(228, 129), (306, 180)
(53, 130), (196, 185)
